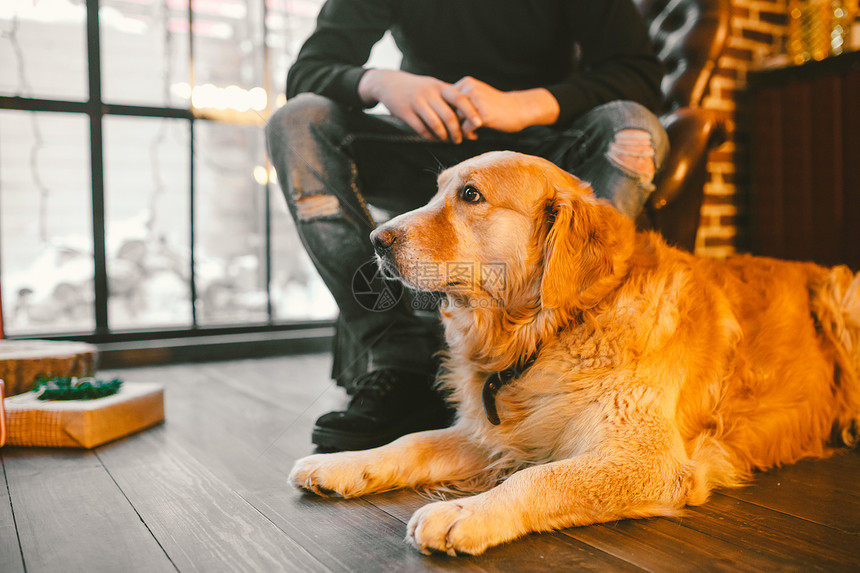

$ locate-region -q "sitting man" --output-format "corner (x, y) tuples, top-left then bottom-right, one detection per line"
(266, 0), (668, 451)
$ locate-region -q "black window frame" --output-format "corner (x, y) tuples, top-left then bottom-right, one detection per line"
(0, 0), (334, 345)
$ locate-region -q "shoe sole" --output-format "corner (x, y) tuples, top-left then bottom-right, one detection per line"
(311, 406), (454, 452)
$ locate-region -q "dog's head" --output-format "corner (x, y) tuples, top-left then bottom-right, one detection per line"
(371, 151), (635, 316)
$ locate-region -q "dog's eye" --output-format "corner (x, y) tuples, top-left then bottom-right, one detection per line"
(460, 185), (484, 204)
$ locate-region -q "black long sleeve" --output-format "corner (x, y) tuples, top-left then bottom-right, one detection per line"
(286, 0), (664, 124)
(286, 0), (395, 108)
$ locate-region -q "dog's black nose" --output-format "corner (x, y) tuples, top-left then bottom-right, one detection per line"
(372, 228), (397, 251)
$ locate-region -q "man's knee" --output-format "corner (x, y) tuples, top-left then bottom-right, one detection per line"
(586, 101), (667, 185)
(265, 93), (342, 154)
(607, 128), (656, 184)
(265, 94), (351, 221)
(294, 193), (343, 220)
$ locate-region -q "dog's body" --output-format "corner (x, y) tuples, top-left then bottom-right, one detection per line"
(290, 151), (860, 555)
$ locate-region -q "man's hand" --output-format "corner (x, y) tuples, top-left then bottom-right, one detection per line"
(443, 76), (560, 139)
(358, 69), (468, 143)
(358, 70), (560, 143)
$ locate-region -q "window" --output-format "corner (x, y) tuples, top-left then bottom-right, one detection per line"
(0, 0), (88, 101)
(0, 0), (345, 339)
(0, 110), (95, 335)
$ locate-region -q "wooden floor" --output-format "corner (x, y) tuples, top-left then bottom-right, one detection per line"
(2, 354), (858, 572)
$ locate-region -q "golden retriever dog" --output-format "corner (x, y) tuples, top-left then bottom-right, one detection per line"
(290, 151), (860, 556)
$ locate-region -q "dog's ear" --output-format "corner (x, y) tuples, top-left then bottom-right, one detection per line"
(540, 175), (635, 313)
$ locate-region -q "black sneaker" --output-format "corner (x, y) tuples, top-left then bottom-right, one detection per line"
(312, 369), (455, 452)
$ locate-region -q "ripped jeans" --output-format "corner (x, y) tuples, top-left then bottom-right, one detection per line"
(265, 94), (668, 383)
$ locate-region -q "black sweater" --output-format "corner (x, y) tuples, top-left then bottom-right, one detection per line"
(286, 0), (664, 126)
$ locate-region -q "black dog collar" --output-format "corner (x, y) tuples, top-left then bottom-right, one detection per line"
(482, 350), (539, 425)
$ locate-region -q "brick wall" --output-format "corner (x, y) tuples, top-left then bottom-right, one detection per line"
(695, 0), (789, 258)
(694, 1), (860, 258)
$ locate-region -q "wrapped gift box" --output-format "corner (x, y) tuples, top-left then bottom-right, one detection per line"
(3, 382), (164, 448)
(0, 340), (98, 396)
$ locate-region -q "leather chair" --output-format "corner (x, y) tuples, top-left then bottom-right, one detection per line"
(634, 0), (730, 251)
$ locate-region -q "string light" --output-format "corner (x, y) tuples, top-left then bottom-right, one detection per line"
(253, 165), (269, 185)
(174, 82), (268, 112)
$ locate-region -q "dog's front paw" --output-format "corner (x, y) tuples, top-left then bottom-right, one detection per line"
(289, 452), (377, 498)
(407, 498), (502, 556)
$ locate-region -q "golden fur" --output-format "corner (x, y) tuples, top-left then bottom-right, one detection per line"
(290, 151), (860, 555)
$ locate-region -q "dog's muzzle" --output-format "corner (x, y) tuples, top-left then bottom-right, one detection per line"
(370, 227), (396, 252)
(370, 227), (401, 280)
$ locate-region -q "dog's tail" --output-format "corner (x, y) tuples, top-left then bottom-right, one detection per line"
(811, 265), (860, 447)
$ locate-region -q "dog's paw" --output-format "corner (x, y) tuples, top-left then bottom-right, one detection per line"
(289, 452), (377, 498)
(406, 499), (500, 556)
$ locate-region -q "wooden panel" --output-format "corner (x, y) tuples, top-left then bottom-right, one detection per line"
(720, 451), (860, 534)
(3, 353), (844, 572)
(115, 359), (645, 572)
(105, 359), (340, 488)
(843, 66), (860, 271)
(106, 361), (468, 573)
(748, 54), (860, 270)
(365, 489), (432, 523)
(679, 492), (859, 570)
(95, 429), (330, 573)
(779, 81), (814, 262)
(0, 454), (25, 573)
(3, 447), (174, 573)
(249, 493), (482, 573)
(750, 86), (785, 258)
(566, 517), (788, 572)
(364, 490), (638, 572)
(760, 449), (860, 500)
(808, 74), (842, 267)
(461, 531), (640, 572)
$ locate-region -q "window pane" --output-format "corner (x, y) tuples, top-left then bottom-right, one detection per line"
(0, 0), (88, 100)
(0, 111), (94, 335)
(195, 121), (268, 325)
(103, 116), (192, 330)
(269, 185), (336, 321)
(191, 0), (265, 120)
(264, 1), (399, 109)
(100, 0), (190, 107)
(263, 0), (385, 322)
(265, 0), (323, 108)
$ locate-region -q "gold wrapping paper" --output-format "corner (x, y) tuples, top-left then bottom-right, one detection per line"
(0, 340), (98, 396)
(0, 381), (6, 447)
(3, 382), (164, 448)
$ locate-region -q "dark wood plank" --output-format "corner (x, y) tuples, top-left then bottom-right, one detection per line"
(0, 453), (25, 573)
(752, 450), (860, 500)
(207, 354), (339, 410)
(456, 530), (641, 572)
(373, 484), (858, 572)
(249, 492), (482, 573)
(365, 489), (434, 523)
(101, 358), (340, 489)
(676, 492), (859, 571)
(565, 517), (794, 572)
(720, 452), (860, 534)
(109, 358), (643, 571)
(343, 490), (640, 572)
(95, 428), (329, 573)
(3, 447), (175, 573)
(191, 355), (348, 462)
(101, 354), (346, 466)
(205, 358), (653, 571)
(92, 355), (860, 572)
(104, 360), (475, 573)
